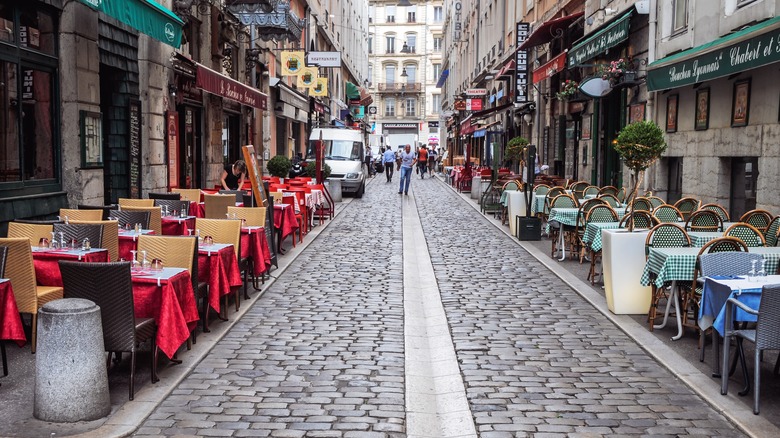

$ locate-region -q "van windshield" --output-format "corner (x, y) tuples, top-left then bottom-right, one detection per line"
(307, 140), (362, 161)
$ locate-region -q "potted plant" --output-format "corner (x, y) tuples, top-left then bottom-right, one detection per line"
(600, 58), (635, 86)
(505, 136), (528, 174)
(303, 161), (332, 179)
(555, 80), (579, 101)
(267, 155), (292, 180)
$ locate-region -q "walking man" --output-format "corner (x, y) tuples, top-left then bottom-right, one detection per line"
(364, 145), (374, 178)
(382, 146), (396, 182)
(416, 144), (428, 179)
(398, 144), (416, 195)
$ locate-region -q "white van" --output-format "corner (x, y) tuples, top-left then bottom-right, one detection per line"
(308, 127), (366, 198)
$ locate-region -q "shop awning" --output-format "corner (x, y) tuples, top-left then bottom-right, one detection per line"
(78, 0), (184, 48)
(471, 102), (513, 121)
(436, 69), (450, 88)
(647, 16), (780, 91)
(568, 10), (632, 68)
(519, 12), (584, 50)
(196, 63), (268, 109)
(497, 60), (515, 78)
(532, 52), (567, 84)
(346, 81), (361, 100)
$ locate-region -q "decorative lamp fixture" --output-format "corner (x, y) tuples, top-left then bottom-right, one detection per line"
(400, 42), (411, 53)
(168, 84), (177, 97)
(400, 68), (408, 78)
(523, 113), (533, 124)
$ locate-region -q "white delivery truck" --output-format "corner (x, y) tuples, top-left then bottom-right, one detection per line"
(308, 127), (366, 198)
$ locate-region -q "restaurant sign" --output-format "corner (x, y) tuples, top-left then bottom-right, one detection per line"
(515, 22), (530, 103)
(568, 11), (631, 68)
(647, 16), (780, 91)
(196, 63), (267, 109)
(532, 52), (566, 84)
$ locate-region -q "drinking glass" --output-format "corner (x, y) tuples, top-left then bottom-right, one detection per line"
(141, 250), (151, 270)
(151, 258), (164, 272)
(50, 232), (57, 249)
(59, 232), (66, 249)
(129, 250), (139, 271)
(749, 259), (758, 282)
(82, 238), (91, 251)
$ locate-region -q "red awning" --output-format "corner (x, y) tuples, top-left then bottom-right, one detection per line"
(497, 60), (515, 78)
(196, 63), (268, 109)
(532, 52), (567, 84)
(518, 12), (584, 51)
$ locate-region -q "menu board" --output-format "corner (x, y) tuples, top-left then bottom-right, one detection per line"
(128, 100), (142, 198)
(242, 145), (277, 266)
(166, 111), (179, 189)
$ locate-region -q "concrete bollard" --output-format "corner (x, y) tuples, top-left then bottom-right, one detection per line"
(34, 298), (110, 422)
(327, 178), (343, 202)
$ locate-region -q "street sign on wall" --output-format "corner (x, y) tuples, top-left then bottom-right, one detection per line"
(515, 22), (529, 103)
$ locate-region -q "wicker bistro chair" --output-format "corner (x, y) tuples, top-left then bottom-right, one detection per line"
(77, 204), (116, 220)
(619, 211), (658, 229)
(725, 222), (766, 247)
(583, 185), (599, 198)
(548, 194), (579, 259)
(598, 193), (621, 208)
(110, 210), (151, 230)
(171, 188), (202, 203)
(59, 261), (158, 400)
(570, 181), (589, 200)
(59, 208), (102, 222)
(121, 206), (162, 235)
(544, 187), (567, 213)
(219, 190), (246, 203)
(227, 206), (267, 227)
(69, 220), (119, 262)
(764, 216), (780, 247)
(740, 209), (774, 234)
(154, 199), (190, 217)
(534, 184), (551, 197)
(118, 198), (155, 208)
(648, 196), (665, 209)
(575, 198), (609, 262)
(148, 192), (181, 200)
(52, 223), (104, 249)
(195, 219), (247, 315)
(204, 194), (235, 219)
(0, 246), (6, 376)
(685, 209), (723, 232)
(616, 187), (627, 203)
(673, 197), (701, 220)
(585, 205), (619, 284)
(702, 203), (730, 222)
(598, 185), (619, 197)
(0, 238), (63, 353)
(721, 284), (780, 414)
(645, 223), (692, 331)
(652, 204), (684, 223)
(7, 222), (53, 247)
(631, 197), (654, 212)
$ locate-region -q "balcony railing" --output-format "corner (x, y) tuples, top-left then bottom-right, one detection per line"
(377, 82), (422, 93)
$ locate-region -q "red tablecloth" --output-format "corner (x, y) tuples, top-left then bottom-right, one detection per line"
(118, 230), (156, 261)
(190, 201), (205, 218)
(162, 216), (196, 236)
(131, 268), (197, 359)
(273, 204), (298, 243)
(198, 244), (242, 314)
(0, 280), (26, 347)
(33, 248), (110, 287)
(241, 227), (272, 275)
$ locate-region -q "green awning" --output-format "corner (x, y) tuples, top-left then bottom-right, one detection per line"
(79, 0), (184, 48)
(647, 16), (780, 91)
(345, 81), (361, 100)
(568, 10), (633, 68)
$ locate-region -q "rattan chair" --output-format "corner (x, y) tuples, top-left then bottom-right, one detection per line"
(619, 211), (658, 229)
(227, 206), (266, 227)
(118, 198), (155, 208)
(616, 187), (627, 203)
(171, 188), (202, 203)
(764, 216), (780, 247)
(0, 246), (7, 277)
(702, 203), (730, 222)
(598, 185), (619, 197)
(645, 223), (691, 331)
(583, 185), (599, 198)
(548, 194), (578, 259)
(148, 192), (181, 200)
(52, 223), (104, 249)
(598, 193), (621, 208)
(725, 222), (766, 247)
(631, 197), (654, 212)
(195, 218), (244, 317)
(7, 222), (53, 247)
(585, 205), (619, 284)
(685, 209), (723, 232)
(120, 206), (162, 235)
(673, 197), (701, 220)
(0, 245), (6, 376)
(154, 199), (190, 217)
(77, 204), (116, 221)
(722, 284), (780, 414)
(575, 198), (608, 262)
(0, 238), (63, 353)
(647, 196), (665, 209)
(270, 191), (284, 205)
(59, 261), (157, 400)
(652, 204), (684, 223)
(570, 181), (589, 200)
(59, 208), (102, 222)
(534, 184), (551, 196)
(740, 209), (774, 234)
(204, 194), (235, 219)
(69, 220), (119, 262)
(218, 190), (245, 203)
(110, 210), (151, 230)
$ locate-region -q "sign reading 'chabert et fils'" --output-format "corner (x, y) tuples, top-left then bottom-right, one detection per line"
(515, 22), (529, 104)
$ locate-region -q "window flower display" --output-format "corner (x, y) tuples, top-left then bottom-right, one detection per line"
(555, 80), (579, 100)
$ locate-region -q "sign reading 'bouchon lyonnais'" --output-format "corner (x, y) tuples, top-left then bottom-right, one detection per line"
(647, 17), (780, 91)
(568, 11), (631, 68)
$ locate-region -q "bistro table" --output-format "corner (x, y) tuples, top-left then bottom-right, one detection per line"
(547, 207), (627, 261)
(118, 229), (155, 261)
(32, 247), (109, 287)
(0, 279), (26, 347)
(131, 267), (198, 359)
(190, 201), (244, 218)
(198, 243), (242, 315)
(161, 215), (196, 236)
(241, 226), (272, 276)
(273, 204), (299, 253)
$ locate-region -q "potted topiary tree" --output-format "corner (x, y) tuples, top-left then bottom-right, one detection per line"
(505, 136), (528, 175)
(267, 155), (292, 181)
(304, 161), (331, 179)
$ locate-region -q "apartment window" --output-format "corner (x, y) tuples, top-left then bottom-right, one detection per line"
(368, 65), (373, 86)
(407, 5), (416, 23)
(406, 34), (416, 53)
(368, 36), (373, 53)
(385, 64), (396, 84)
(433, 37), (442, 52)
(405, 98), (416, 117)
(386, 5), (396, 22)
(385, 98), (396, 116)
(386, 35), (395, 53)
(434, 6), (443, 22)
(432, 94), (442, 111)
(369, 5), (375, 22)
(672, 0), (688, 34)
(433, 64), (442, 81)
(404, 64), (417, 83)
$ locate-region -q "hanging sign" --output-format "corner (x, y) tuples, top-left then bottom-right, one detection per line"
(309, 77), (328, 96)
(166, 111), (179, 189)
(296, 67), (318, 88)
(515, 22), (530, 103)
(280, 51), (305, 76)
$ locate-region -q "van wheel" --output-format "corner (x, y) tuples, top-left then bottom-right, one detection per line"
(355, 182), (365, 198)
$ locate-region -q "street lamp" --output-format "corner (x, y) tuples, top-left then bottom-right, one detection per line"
(400, 68), (408, 78)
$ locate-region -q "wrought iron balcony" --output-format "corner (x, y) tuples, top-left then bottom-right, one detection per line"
(377, 82), (422, 93)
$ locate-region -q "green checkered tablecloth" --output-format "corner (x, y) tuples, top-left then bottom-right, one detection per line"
(530, 195), (547, 215)
(499, 189), (521, 207)
(582, 222), (621, 252)
(546, 207), (628, 235)
(640, 246), (780, 288)
(688, 231), (723, 247)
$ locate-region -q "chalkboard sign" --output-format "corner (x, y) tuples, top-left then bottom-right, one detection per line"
(242, 145), (277, 267)
(128, 100), (142, 198)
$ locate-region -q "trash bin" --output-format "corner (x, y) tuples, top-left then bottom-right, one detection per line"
(327, 178), (343, 202)
(34, 298), (110, 422)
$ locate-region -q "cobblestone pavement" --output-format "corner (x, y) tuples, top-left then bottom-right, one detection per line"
(411, 178), (744, 437)
(135, 175), (745, 437)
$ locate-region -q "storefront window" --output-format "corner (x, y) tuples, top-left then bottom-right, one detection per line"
(18, 5), (55, 55)
(0, 61), (20, 182)
(0, 4), (15, 44)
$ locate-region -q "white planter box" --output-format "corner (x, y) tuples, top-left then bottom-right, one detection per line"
(507, 191), (528, 236)
(602, 228), (652, 314)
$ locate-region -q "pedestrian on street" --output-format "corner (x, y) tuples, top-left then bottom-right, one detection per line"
(382, 146), (396, 182)
(364, 145), (374, 178)
(428, 147), (437, 174)
(416, 144), (428, 179)
(398, 144), (416, 195)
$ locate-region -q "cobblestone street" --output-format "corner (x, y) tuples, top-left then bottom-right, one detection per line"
(134, 175), (747, 437)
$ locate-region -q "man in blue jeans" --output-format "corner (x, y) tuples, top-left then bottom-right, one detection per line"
(382, 146), (396, 182)
(398, 144), (416, 195)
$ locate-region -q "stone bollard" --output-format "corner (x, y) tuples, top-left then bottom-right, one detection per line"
(327, 178), (343, 202)
(34, 298), (110, 422)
